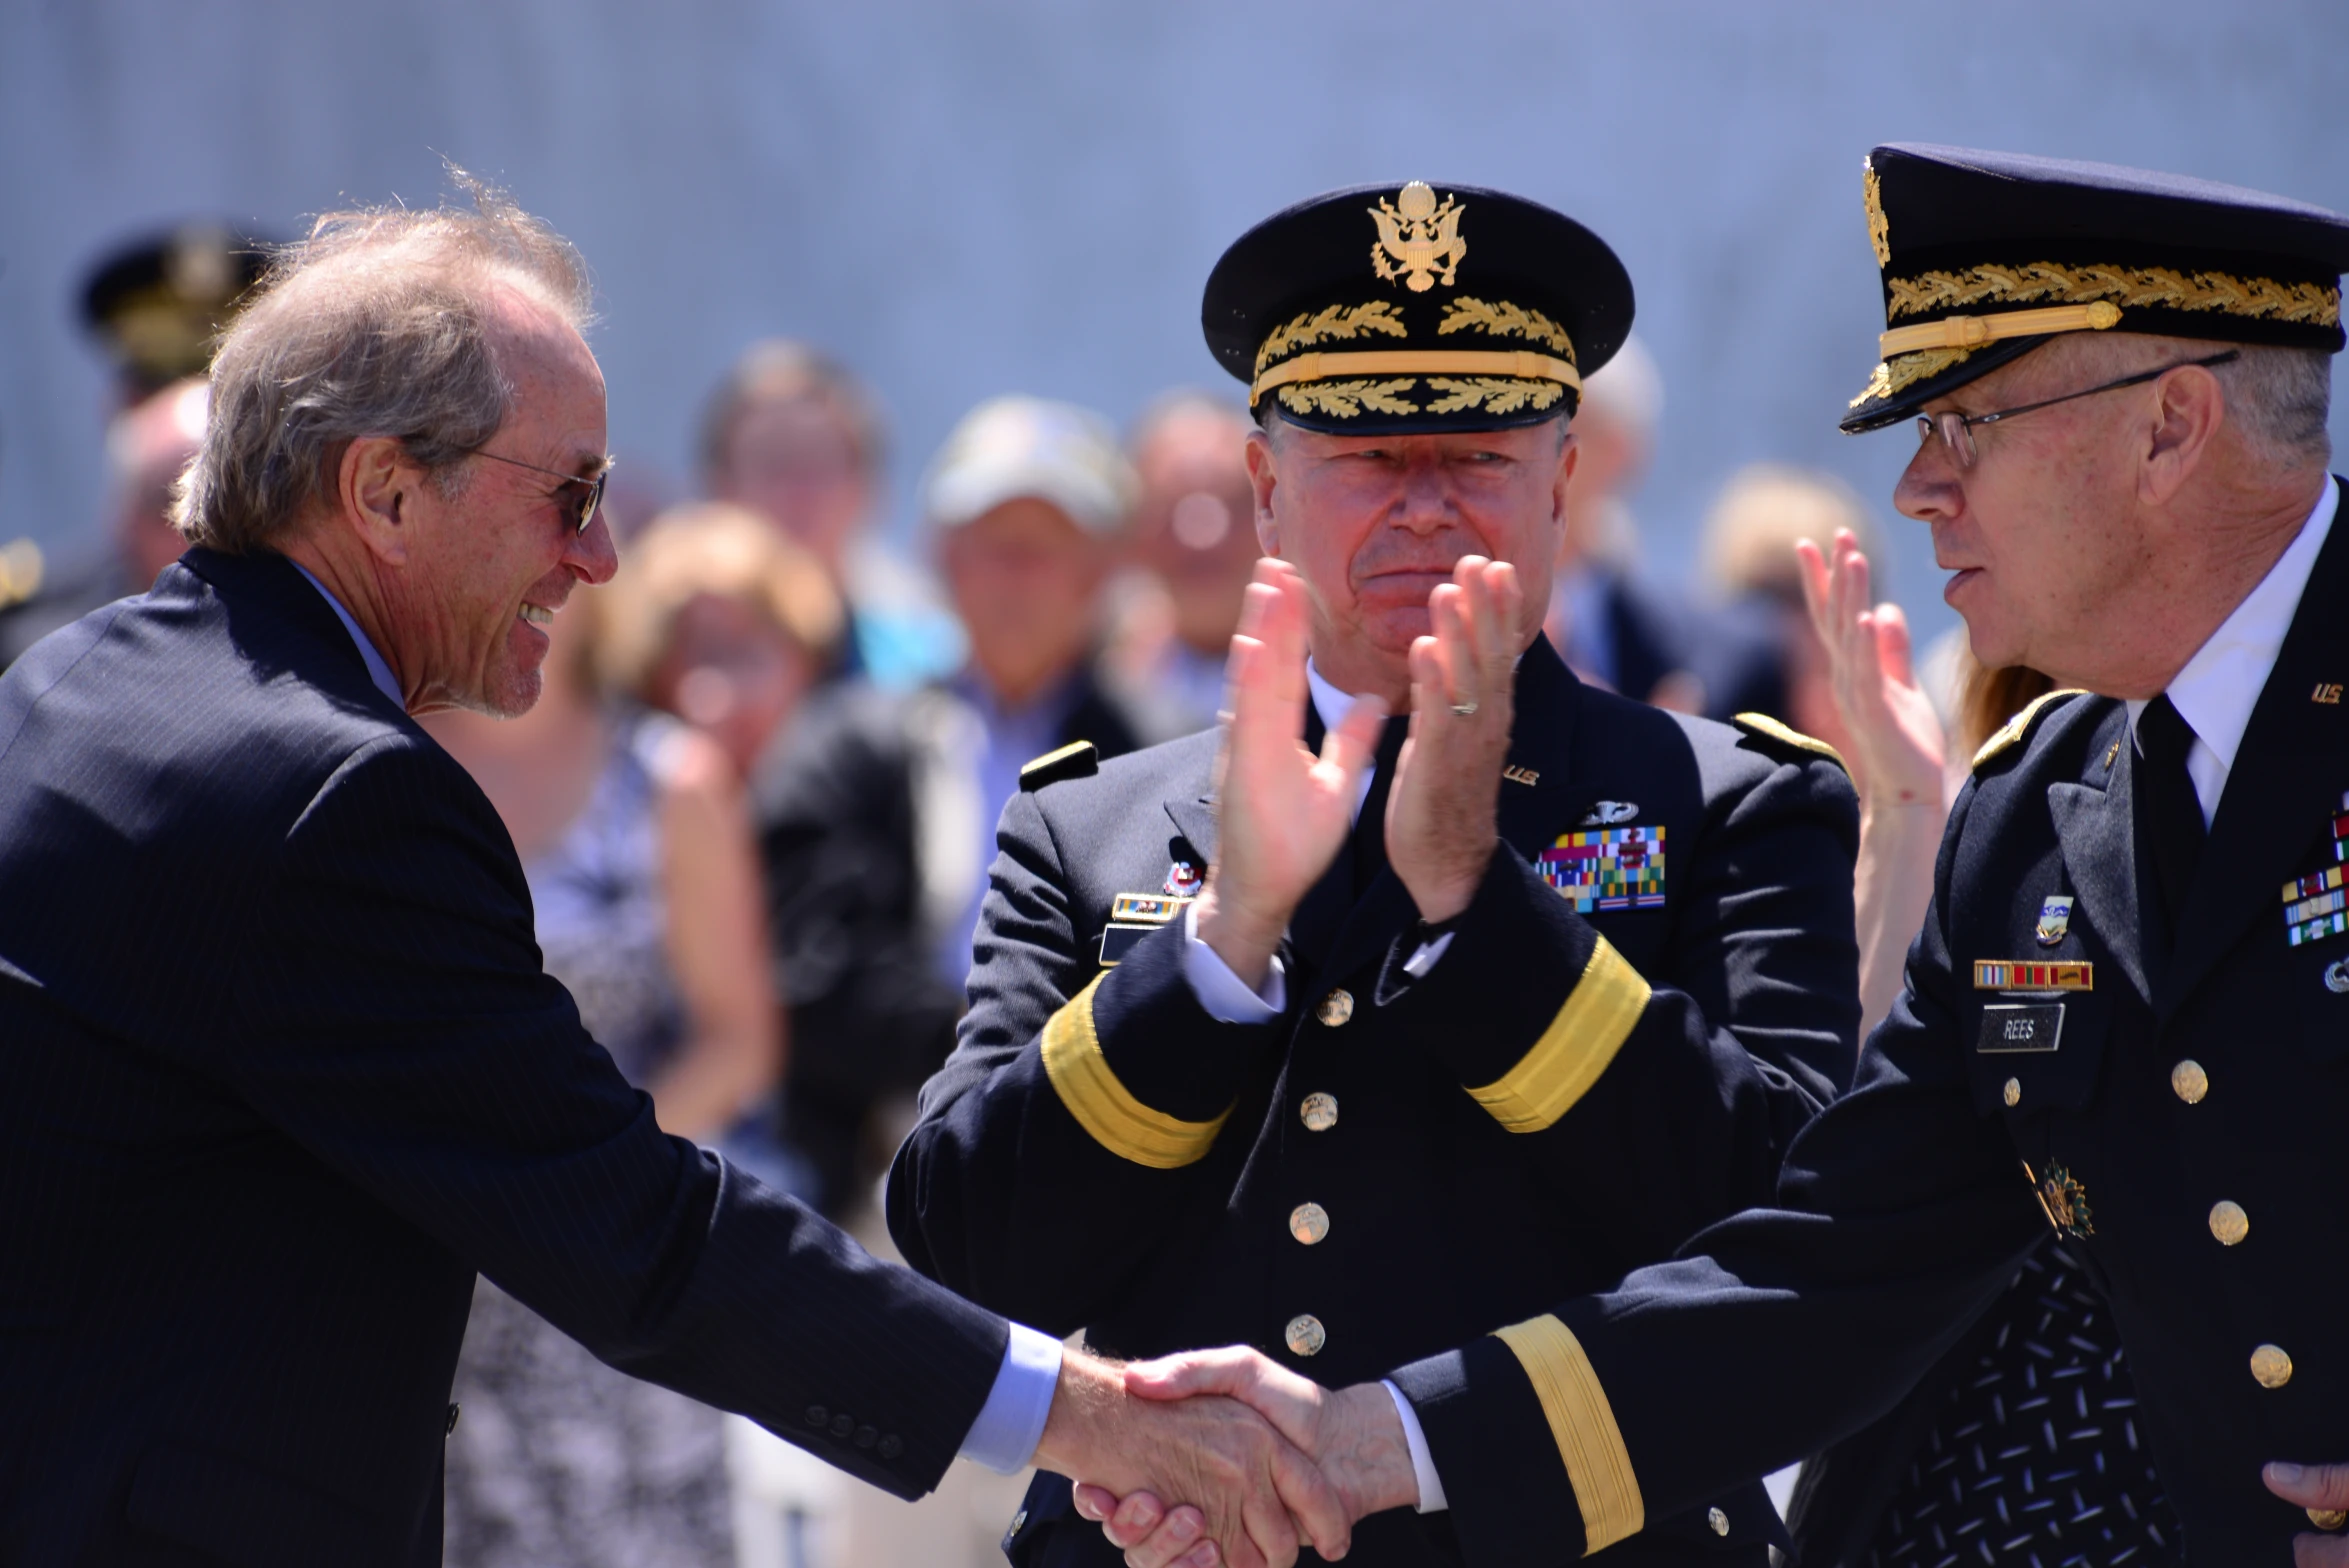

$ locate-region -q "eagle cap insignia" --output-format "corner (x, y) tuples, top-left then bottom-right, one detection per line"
(1370, 182), (1466, 293)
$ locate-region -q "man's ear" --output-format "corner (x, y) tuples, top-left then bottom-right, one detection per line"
(1243, 425), (1281, 558)
(2139, 362), (2226, 507)
(339, 436), (421, 567)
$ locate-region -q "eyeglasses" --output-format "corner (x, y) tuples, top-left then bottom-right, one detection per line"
(1915, 349), (2240, 470)
(465, 445), (610, 535)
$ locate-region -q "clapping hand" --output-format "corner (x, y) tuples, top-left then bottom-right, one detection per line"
(1794, 528), (1944, 809)
(1072, 1347), (1419, 1567)
(1385, 555), (1520, 924)
(1195, 559), (1387, 990)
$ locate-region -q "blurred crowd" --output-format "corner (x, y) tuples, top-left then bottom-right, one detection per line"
(0, 223), (2045, 1568)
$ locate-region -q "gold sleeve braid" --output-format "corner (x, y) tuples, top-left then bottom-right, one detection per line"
(1038, 973), (1232, 1168)
(1493, 1314), (1645, 1554)
(1465, 937), (1652, 1133)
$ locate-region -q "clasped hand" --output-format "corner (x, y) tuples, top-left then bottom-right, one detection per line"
(1193, 554), (1523, 990)
(1063, 1348), (1414, 1568)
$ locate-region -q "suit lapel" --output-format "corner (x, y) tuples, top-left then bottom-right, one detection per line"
(2158, 481), (2349, 1017)
(2047, 704), (2152, 1006)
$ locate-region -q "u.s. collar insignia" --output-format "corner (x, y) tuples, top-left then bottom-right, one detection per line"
(1164, 859), (1204, 898)
(1368, 182), (1466, 293)
(2025, 1160), (2095, 1240)
(1578, 800), (1638, 827)
(2035, 895), (2074, 947)
(2325, 957), (2349, 994)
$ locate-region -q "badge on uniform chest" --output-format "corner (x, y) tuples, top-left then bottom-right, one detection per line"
(1538, 824), (1664, 911)
(2023, 1159), (2096, 1239)
(1098, 892), (1192, 966)
(1972, 960), (2089, 1054)
(2281, 790), (2349, 948)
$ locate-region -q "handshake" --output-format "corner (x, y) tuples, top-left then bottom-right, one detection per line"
(1034, 1344), (1421, 1568)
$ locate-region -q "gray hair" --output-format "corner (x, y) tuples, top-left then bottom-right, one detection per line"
(2053, 331), (2332, 471)
(175, 170), (593, 553)
(2210, 344), (2333, 468)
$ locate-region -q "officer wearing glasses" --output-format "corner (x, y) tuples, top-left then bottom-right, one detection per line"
(1088, 145), (2349, 1568)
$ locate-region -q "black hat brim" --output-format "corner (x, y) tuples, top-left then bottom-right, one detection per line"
(1839, 335), (2051, 435)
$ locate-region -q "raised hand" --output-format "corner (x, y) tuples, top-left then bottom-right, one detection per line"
(1794, 528), (1945, 810)
(1035, 1349), (1352, 1568)
(1195, 559), (1388, 989)
(1072, 1347), (1420, 1566)
(2264, 1462), (2349, 1566)
(1385, 555), (1521, 924)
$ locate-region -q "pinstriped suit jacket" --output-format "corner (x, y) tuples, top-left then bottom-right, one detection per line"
(0, 548), (1005, 1568)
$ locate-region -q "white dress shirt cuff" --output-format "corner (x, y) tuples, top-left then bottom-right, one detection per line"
(1382, 1379), (1448, 1512)
(957, 1321), (1065, 1474)
(1182, 901), (1287, 1022)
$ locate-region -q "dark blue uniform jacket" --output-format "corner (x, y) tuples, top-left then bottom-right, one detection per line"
(890, 635), (1861, 1566)
(1392, 481), (2349, 1566)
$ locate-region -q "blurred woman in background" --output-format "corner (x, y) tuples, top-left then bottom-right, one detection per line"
(427, 560), (783, 1568)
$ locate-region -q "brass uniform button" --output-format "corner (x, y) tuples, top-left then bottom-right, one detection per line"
(2310, 1508), (2348, 1531)
(1300, 1092), (1338, 1132)
(2251, 1343), (2294, 1389)
(1285, 1314), (1326, 1357)
(2209, 1200), (2249, 1247)
(1317, 989), (1354, 1027)
(2002, 1077), (2021, 1107)
(1707, 1507), (1729, 1537)
(2172, 1059), (2209, 1104)
(1289, 1202), (1331, 1245)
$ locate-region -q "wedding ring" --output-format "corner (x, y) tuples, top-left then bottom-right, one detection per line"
(1450, 699), (1479, 718)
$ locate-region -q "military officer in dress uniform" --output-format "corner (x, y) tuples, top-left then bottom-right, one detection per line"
(887, 183), (1863, 1568)
(1093, 146), (2349, 1568)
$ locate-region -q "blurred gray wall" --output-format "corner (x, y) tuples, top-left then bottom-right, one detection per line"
(7, 0), (2348, 650)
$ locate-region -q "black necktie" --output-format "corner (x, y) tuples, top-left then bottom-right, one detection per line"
(2135, 693), (2206, 939)
(1350, 717), (1410, 896)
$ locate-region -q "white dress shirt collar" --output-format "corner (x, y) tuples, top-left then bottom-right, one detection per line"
(1305, 659), (1381, 819)
(2126, 477), (2337, 825)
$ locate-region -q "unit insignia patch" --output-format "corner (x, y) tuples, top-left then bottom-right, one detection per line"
(2035, 895), (2074, 947)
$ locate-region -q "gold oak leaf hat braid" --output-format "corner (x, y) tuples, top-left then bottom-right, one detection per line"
(1841, 143), (2349, 434)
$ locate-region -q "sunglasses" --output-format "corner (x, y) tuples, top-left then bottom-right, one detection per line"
(464, 445), (610, 535)
(1915, 349), (2241, 470)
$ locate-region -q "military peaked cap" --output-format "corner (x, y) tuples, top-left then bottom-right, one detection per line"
(81, 224), (274, 395)
(1843, 143), (2349, 432)
(1203, 182), (1633, 435)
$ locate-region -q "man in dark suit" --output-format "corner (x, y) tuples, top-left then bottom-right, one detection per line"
(0, 181), (1349, 1568)
(1101, 147), (2349, 1568)
(888, 182), (1862, 1568)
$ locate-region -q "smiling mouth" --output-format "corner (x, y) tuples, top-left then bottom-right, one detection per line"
(519, 604), (555, 626)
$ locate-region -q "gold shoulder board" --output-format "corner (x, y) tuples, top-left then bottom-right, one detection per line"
(1970, 689), (2090, 772)
(1020, 740), (1099, 792)
(1733, 712), (1848, 773)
